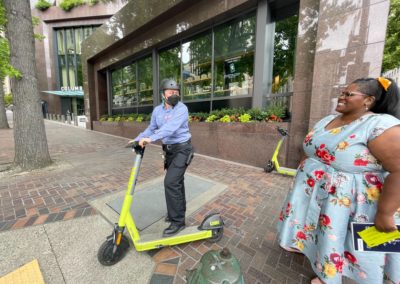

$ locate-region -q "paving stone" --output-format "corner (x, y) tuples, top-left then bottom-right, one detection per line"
(0, 121), (307, 283)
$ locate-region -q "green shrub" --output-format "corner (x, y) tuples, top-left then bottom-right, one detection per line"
(205, 114), (217, 122)
(35, 0), (52, 11)
(238, 113), (252, 123)
(219, 115), (231, 123)
(107, 117), (114, 122)
(4, 93), (12, 107)
(87, 0), (100, 5)
(265, 104), (286, 119)
(59, 0), (84, 11)
(136, 116), (143, 122)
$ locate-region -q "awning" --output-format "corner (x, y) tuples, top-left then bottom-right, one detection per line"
(42, 90), (84, 97)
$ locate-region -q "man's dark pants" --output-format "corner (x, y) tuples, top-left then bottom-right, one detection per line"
(163, 143), (193, 226)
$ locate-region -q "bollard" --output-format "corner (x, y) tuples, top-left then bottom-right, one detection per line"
(72, 114), (78, 126)
(61, 115), (65, 123)
(186, 248), (244, 284)
(67, 114), (71, 124)
(46, 113), (49, 119)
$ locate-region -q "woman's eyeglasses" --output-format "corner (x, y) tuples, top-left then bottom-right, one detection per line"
(339, 91), (366, 98)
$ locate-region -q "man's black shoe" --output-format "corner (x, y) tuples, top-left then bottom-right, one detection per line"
(162, 223), (185, 237)
(164, 216), (171, 222)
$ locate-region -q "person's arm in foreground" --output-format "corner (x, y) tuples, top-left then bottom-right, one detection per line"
(369, 126), (400, 232)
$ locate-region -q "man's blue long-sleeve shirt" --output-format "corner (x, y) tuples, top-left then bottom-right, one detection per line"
(134, 102), (191, 144)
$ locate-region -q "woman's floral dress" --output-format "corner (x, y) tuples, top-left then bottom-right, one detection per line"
(278, 113), (400, 284)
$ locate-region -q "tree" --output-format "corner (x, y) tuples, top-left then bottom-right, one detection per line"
(4, 0), (51, 170)
(382, 0), (400, 72)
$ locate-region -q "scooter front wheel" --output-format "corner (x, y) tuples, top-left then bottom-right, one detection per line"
(208, 227), (224, 243)
(98, 235), (130, 266)
(264, 160), (274, 173)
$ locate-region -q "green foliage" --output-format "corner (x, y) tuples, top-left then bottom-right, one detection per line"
(273, 15), (298, 91)
(59, 0), (84, 11)
(35, 0), (52, 11)
(219, 115), (231, 123)
(88, 0), (100, 5)
(383, 0), (400, 72)
(238, 113), (251, 123)
(265, 104), (286, 120)
(3, 93), (12, 106)
(32, 16), (46, 41)
(205, 114), (217, 122)
(97, 107), (288, 123)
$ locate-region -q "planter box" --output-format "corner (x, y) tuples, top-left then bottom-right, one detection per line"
(92, 121), (290, 168)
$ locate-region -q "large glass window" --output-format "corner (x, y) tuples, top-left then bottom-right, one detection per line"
(157, 14), (255, 105)
(55, 25), (98, 88)
(138, 57), (153, 106)
(159, 46), (181, 86)
(182, 33), (212, 101)
(111, 55), (153, 110)
(213, 16), (255, 98)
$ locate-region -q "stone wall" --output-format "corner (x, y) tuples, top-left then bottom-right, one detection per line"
(92, 121), (290, 168)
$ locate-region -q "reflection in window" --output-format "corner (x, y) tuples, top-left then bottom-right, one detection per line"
(138, 57), (153, 106)
(272, 14), (298, 94)
(55, 26), (98, 88)
(111, 55), (153, 110)
(159, 46), (181, 86)
(213, 16), (255, 98)
(182, 33), (212, 101)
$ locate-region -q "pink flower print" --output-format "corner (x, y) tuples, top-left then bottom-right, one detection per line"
(328, 185), (336, 195)
(349, 134), (356, 139)
(319, 214), (331, 226)
(296, 231), (307, 240)
(344, 251), (357, 264)
(354, 159), (368, 166)
(307, 178), (316, 187)
(285, 202), (291, 215)
(330, 253), (344, 273)
(365, 174), (383, 189)
(356, 193), (366, 204)
(328, 234), (337, 241)
(314, 170), (325, 180)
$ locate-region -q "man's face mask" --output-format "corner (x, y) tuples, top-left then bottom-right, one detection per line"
(164, 90), (180, 106)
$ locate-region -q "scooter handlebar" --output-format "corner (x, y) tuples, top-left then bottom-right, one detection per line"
(276, 127), (289, 137)
(125, 141), (145, 155)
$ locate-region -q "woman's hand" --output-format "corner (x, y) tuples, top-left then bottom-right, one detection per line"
(374, 212), (397, 232)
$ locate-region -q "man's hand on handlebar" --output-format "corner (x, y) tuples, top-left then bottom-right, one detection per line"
(126, 137), (151, 148)
(139, 137), (151, 148)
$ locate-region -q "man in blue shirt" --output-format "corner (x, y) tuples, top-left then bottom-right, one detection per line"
(133, 79), (193, 237)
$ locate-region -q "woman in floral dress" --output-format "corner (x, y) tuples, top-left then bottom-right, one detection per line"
(278, 77), (400, 284)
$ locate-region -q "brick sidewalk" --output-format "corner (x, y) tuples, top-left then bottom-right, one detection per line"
(0, 121), (314, 283)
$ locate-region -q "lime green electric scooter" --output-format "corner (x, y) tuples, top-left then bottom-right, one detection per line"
(98, 142), (224, 266)
(264, 127), (297, 177)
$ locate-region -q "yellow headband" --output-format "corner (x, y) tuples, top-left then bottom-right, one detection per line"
(377, 77), (391, 91)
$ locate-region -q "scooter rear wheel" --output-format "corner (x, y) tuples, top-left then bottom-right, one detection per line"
(264, 160), (274, 173)
(208, 227), (224, 243)
(98, 236), (130, 266)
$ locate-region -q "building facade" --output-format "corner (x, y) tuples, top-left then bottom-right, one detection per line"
(32, 0), (127, 116)
(80, 0), (390, 166)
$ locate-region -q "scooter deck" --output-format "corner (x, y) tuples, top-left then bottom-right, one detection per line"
(133, 226), (212, 251)
(277, 166), (296, 176)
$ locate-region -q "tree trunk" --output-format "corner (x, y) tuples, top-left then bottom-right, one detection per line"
(4, 0), (51, 170)
(0, 81), (10, 129)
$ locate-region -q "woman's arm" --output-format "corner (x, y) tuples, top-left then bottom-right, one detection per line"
(368, 126), (400, 232)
